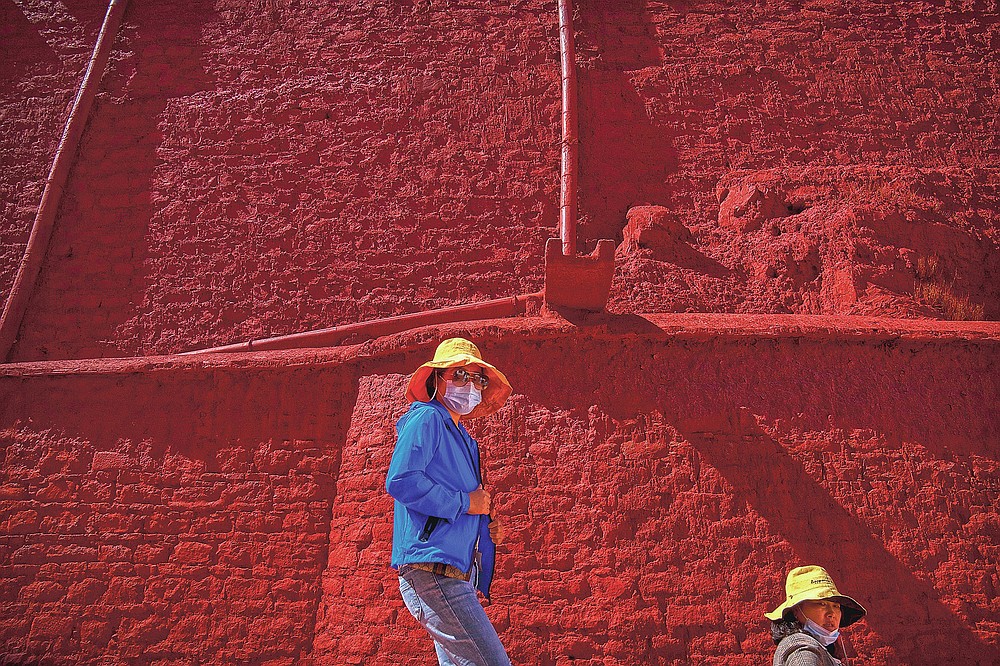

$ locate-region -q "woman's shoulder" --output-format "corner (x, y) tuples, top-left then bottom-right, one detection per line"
(773, 632), (837, 666)
(397, 400), (450, 432)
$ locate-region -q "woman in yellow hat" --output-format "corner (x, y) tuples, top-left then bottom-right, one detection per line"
(386, 338), (513, 666)
(766, 565), (867, 665)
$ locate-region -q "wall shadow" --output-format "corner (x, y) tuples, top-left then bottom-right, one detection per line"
(2, 365), (356, 462)
(540, 310), (665, 335)
(0, 0), (95, 302)
(573, 0), (678, 246)
(865, 213), (999, 320)
(501, 329), (998, 661)
(509, 329), (997, 460)
(0, 2), (60, 86)
(0, 362), (360, 662)
(647, 242), (733, 277)
(12, 0), (218, 361)
(679, 421), (999, 663)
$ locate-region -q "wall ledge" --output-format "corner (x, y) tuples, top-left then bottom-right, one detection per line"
(2, 313), (997, 378)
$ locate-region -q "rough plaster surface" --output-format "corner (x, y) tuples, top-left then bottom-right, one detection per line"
(1, 1), (998, 361)
(0, 0), (104, 310)
(2, 0), (1000, 664)
(1, 358), (355, 663)
(1, 317), (998, 664)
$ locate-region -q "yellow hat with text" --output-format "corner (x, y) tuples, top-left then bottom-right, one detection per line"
(765, 565), (866, 627)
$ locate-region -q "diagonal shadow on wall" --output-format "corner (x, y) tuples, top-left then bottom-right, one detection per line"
(501, 324), (999, 662)
(11, 0), (218, 361)
(678, 420), (999, 664)
(0, 0), (88, 300)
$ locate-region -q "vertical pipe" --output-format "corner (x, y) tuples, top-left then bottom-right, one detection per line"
(558, 0), (578, 257)
(0, 0), (129, 362)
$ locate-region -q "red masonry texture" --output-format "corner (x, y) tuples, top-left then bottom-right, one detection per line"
(1, 0), (999, 665)
(2, 320), (999, 664)
(2, 0), (998, 360)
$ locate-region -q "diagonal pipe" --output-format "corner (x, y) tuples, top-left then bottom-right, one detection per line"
(0, 0), (130, 362)
(182, 292), (543, 354)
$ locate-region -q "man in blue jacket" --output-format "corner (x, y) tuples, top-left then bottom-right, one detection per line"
(387, 338), (513, 666)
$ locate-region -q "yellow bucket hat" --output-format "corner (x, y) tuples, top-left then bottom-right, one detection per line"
(765, 565), (867, 627)
(405, 338), (512, 419)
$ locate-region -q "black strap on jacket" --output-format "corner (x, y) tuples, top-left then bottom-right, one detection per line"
(419, 415), (482, 542)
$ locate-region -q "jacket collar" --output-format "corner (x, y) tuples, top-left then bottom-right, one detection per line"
(420, 398), (466, 432)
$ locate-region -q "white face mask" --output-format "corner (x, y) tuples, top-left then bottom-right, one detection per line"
(441, 380), (482, 415)
(802, 618), (840, 646)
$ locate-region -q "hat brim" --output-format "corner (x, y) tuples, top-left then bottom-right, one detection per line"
(765, 594), (867, 628)
(405, 354), (512, 419)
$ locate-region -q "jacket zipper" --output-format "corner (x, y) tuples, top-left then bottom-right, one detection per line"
(418, 516), (440, 542)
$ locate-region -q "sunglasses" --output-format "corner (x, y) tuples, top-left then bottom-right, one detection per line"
(440, 367), (489, 390)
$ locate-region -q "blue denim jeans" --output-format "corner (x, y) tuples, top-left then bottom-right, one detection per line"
(398, 565), (511, 666)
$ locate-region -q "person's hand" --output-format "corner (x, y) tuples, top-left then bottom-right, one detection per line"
(468, 486), (491, 515)
(489, 517), (505, 545)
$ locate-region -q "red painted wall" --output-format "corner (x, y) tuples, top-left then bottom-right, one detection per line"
(1, 319), (998, 664)
(2, 1), (1000, 664)
(1, 1), (997, 361)
(1, 353), (355, 662)
(0, 0), (104, 310)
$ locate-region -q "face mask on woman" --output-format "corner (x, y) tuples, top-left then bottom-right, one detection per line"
(441, 380), (482, 415)
(802, 618), (840, 646)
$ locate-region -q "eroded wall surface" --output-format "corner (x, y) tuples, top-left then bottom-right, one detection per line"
(1, 356), (356, 662)
(2, 318), (997, 664)
(2, 1), (999, 664)
(2, 1), (998, 362)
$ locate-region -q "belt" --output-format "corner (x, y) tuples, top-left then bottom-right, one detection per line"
(406, 561), (472, 582)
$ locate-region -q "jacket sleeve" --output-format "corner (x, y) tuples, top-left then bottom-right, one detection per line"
(385, 409), (470, 522)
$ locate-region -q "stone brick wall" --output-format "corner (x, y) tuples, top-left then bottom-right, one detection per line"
(2, 318), (997, 664)
(1, 355), (356, 663)
(2, 1), (999, 664)
(2, 1), (998, 362)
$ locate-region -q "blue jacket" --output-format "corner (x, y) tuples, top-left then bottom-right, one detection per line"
(386, 399), (496, 599)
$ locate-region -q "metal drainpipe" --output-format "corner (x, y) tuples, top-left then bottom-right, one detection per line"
(558, 0), (578, 257)
(0, 0), (129, 362)
(182, 292), (544, 354)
